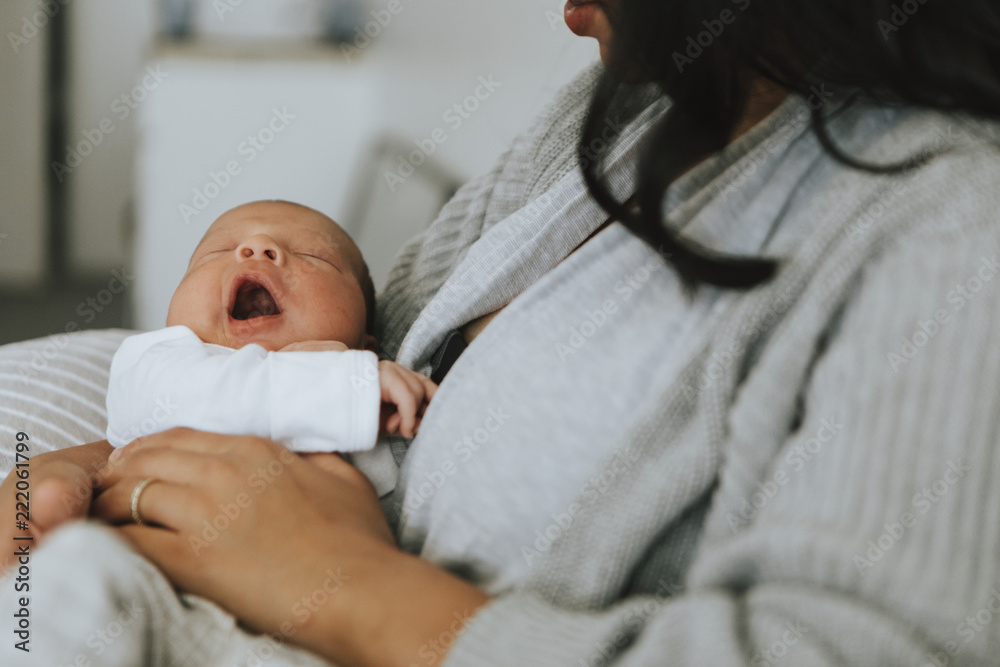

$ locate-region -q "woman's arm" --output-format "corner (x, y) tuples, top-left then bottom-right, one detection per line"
(0, 440), (113, 571)
(308, 536), (491, 667)
(90, 429), (487, 667)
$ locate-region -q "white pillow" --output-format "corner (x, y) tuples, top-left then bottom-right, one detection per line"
(0, 329), (137, 478)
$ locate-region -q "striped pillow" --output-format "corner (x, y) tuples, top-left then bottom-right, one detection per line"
(0, 329), (137, 478)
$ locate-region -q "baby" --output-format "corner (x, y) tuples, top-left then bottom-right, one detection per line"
(106, 200), (436, 495)
(0, 201), (436, 666)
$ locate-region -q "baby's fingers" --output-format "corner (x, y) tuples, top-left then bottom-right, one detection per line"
(382, 379), (418, 437)
(385, 412), (401, 435)
(396, 396), (419, 438)
(417, 373), (437, 402)
(377, 362), (437, 438)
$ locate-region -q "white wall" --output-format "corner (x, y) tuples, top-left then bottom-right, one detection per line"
(0, 0), (51, 288)
(366, 0), (597, 179)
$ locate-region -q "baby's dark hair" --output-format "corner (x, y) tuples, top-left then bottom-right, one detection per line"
(358, 260), (376, 336)
(266, 199), (376, 336)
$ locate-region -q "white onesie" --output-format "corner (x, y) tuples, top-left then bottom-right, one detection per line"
(105, 325), (397, 494)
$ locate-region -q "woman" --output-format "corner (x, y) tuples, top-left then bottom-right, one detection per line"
(5, 0), (1000, 664)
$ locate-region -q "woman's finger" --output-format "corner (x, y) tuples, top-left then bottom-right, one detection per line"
(99, 447), (252, 495)
(116, 524), (201, 585)
(100, 446), (288, 495)
(28, 461), (93, 530)
(92, 478), (204, 531)
(112, 428), (266, 463)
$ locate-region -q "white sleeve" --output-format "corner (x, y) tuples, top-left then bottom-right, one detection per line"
(105, 326), (381, 453)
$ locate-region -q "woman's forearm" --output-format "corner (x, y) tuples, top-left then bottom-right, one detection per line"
(302, 541), (490, 667)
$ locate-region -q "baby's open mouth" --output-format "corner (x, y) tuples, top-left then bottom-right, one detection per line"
(230, 279), (281, 320)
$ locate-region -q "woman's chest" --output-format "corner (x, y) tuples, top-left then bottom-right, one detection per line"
(391, 227), (728, 594)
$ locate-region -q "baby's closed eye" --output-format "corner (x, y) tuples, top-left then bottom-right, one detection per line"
(295, 250), (343, 271)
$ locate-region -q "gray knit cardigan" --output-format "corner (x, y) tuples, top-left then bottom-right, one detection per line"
(376, 63), (1000, 666)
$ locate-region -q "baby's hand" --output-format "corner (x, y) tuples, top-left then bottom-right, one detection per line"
(279, 340), (349, 353)
(378, 360), (437, 438)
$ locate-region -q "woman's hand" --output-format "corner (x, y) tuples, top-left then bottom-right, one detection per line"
(91, 428), (391, 635)
(89, 428), (488, 666)
(0, 440), (113, 572)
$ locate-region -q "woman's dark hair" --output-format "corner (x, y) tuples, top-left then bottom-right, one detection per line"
(581, 0), (1000, 292)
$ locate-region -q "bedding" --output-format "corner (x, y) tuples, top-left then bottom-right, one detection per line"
(0, 329), (136, 477)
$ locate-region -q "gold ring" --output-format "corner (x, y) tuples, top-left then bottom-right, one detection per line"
(130, 478), (155, 526)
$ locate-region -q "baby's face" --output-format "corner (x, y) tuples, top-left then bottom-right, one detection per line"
(166, 202), (373, 352)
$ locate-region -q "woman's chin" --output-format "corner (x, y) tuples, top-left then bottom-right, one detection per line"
(564, 0), (607, 39)
(565, 0), (614, 65)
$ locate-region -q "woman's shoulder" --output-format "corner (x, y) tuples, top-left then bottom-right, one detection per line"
(810, 103), (1000, 256)
(852, 103), (1000, 195)
(875, 112), (1000, 246)
(731, 107), (1000, 375)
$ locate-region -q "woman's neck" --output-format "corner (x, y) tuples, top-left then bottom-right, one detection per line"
(680, 77), (788, 178)
(732, 77), (789, 141)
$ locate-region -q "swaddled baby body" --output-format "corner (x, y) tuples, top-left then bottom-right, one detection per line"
(106, 200), (437, 496)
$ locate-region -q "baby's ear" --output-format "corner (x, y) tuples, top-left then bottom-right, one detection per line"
(362, 333), (377, 352)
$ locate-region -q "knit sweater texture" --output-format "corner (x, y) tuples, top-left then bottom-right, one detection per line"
(376, 63), (1000, 666)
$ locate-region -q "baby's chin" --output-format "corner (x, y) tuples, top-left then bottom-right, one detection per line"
(164, 320), (285, 351)
(242, 339), (286, 352)
(225, 332), (289, 352)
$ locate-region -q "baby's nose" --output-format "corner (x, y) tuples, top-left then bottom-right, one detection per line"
(235, 235), (284, 265)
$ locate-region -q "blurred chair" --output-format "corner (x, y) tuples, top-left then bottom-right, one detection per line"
(342, 133), (464, 291)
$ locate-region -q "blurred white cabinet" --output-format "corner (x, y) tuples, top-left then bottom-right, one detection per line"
(133, 41), (379, 330)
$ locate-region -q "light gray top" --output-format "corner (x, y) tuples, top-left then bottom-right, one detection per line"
(376, 62), (1000, 666)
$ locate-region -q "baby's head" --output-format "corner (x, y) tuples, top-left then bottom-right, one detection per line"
(166, 200), (376, 352)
